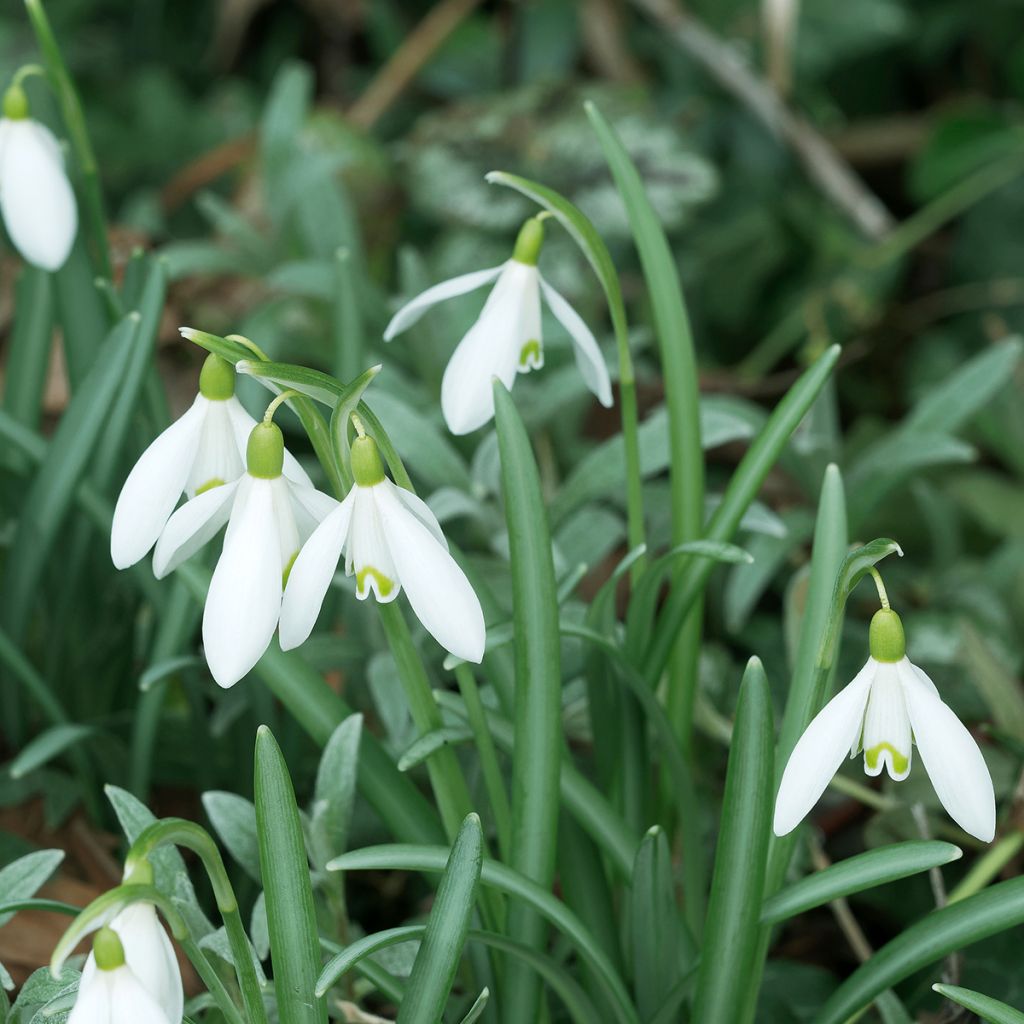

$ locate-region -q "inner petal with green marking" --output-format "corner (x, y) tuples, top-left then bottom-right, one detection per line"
(864, 741), (909, 777)
(356, 566), (395, 600)
(518, 339), (543, 371)
(196, 477), (225, 495)
(282, 550), (298, 587)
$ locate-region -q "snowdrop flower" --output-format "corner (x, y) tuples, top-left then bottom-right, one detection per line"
(774, 606), (996, 842)
(280, 424), (485, 663)
(153, 407), (337, 687)
(0, 82), (77, 271)
(68, 928), (173, 1024)
(77, 864), (182, 1024)
(111, 353), (311, 570)
(383, 215), (613, 435)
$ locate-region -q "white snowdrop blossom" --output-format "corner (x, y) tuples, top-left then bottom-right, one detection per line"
(383, 216), (613, 435)
(774, 608), (996, 842)
(111, 354), (311, 571)
(0, 84), (77, 271)
(68, 928), (174, 1024)
(153, 418), (337, 688)
(78, 904), (182, 1024)
(280, 430), (485, 664)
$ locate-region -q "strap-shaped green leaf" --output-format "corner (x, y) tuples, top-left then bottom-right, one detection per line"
(933, 983), (1024, 1023)
(398, 814), (482, 1024)
(815, 876), (1024, 1024)
(493, 380), (564, 1023)
(761, 841), (963, 924)
(692, 658), (774, 1024)
(254, 726), (326, 1024)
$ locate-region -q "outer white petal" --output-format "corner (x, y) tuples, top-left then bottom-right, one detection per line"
(539, 277), (613, 407)
(152, 479), (240, 579)
(773, 661), (875, 836)
(108, 903), (182, 1024)
(279, 492), (355, 650)
(67, 964), (113, 1024)
(899, 660), (996, 843)
(111, 398), (207, 569)
(375, 483), (485, 662)
(860, 660), (912, 781)
(0, 120), (77, 271)
(107, 965), (173, 1024)
(440, 265), (530, 435)
(288, 482), (340, 542)
(224, 396), (313, 489)
(383, 263), (506, 340)
(203, 478), (282, 688)
(384, 480), (447, 549)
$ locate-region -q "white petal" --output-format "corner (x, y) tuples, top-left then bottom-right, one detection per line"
(440, 265), (533, 435)
(109, 904), (182, 1024)
(186, 399), (244, 497)
(152, 479), (240, 580)
(347, 487), (400, 601)
(288, 482), (340, 542)
(67, 964), (113, 1024)
(375, 483), (486, 662)
(773, 661), (875, 836)
(383, 263), (506, 340)
(899, 660), (996, 843)
(860, 660), (912, 781)
(279, 492), (355, 650)
(203, 479), (283, 687)
(539, 277), (613, 407)
(224, 396), (313, 489)
(384, 480), (447, 550)
(111, 397), (207, 570)
(0, 120), (77, 271)
(108, 965), (172, 1024)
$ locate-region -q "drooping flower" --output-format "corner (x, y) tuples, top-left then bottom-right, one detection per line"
(279, 427), (485, 663)
(0, 83), (77, 271)
(153, 418), (337, 687)
(78, 904), (182, 1024)
(383, 215), (613, 435)
(774, 608), (996, 842)
(111, 353), (311, 571)
(68, 927), (173, 1024)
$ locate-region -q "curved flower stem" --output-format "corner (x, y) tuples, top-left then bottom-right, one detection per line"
(24, 0), (111, 278)
(124, 819), (269, 1024)
(180, 936), (248, 1024)
(263, 388), (301, 423)
(868, 567), (890, 610)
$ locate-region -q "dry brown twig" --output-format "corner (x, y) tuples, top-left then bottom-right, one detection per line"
(628, 0), (895, 241)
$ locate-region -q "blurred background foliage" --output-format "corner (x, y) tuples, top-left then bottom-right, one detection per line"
(2, 0), (1024, 1015)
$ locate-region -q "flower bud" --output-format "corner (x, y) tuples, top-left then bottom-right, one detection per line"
(512, 216), (545, 266)
(2, 84), (28, 120)
(868, 608), (905, 663)
(92, 928), (125, 972)
(198, 354), (235, 400)
(247, 421), (284, 479)
(351, 435), (385, 487)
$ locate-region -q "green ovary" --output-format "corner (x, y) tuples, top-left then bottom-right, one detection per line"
(357, 566), (394, 599)
(195, 477), (225, 495)
(519, 339), (542, 370)
(865, 742), (908, 776)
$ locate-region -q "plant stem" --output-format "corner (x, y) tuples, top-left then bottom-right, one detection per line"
(180, 937), (248, 1024)
(24, 0), (111, 279)
(454, 663), (512, 861)
(125, 819), (269, 1024)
